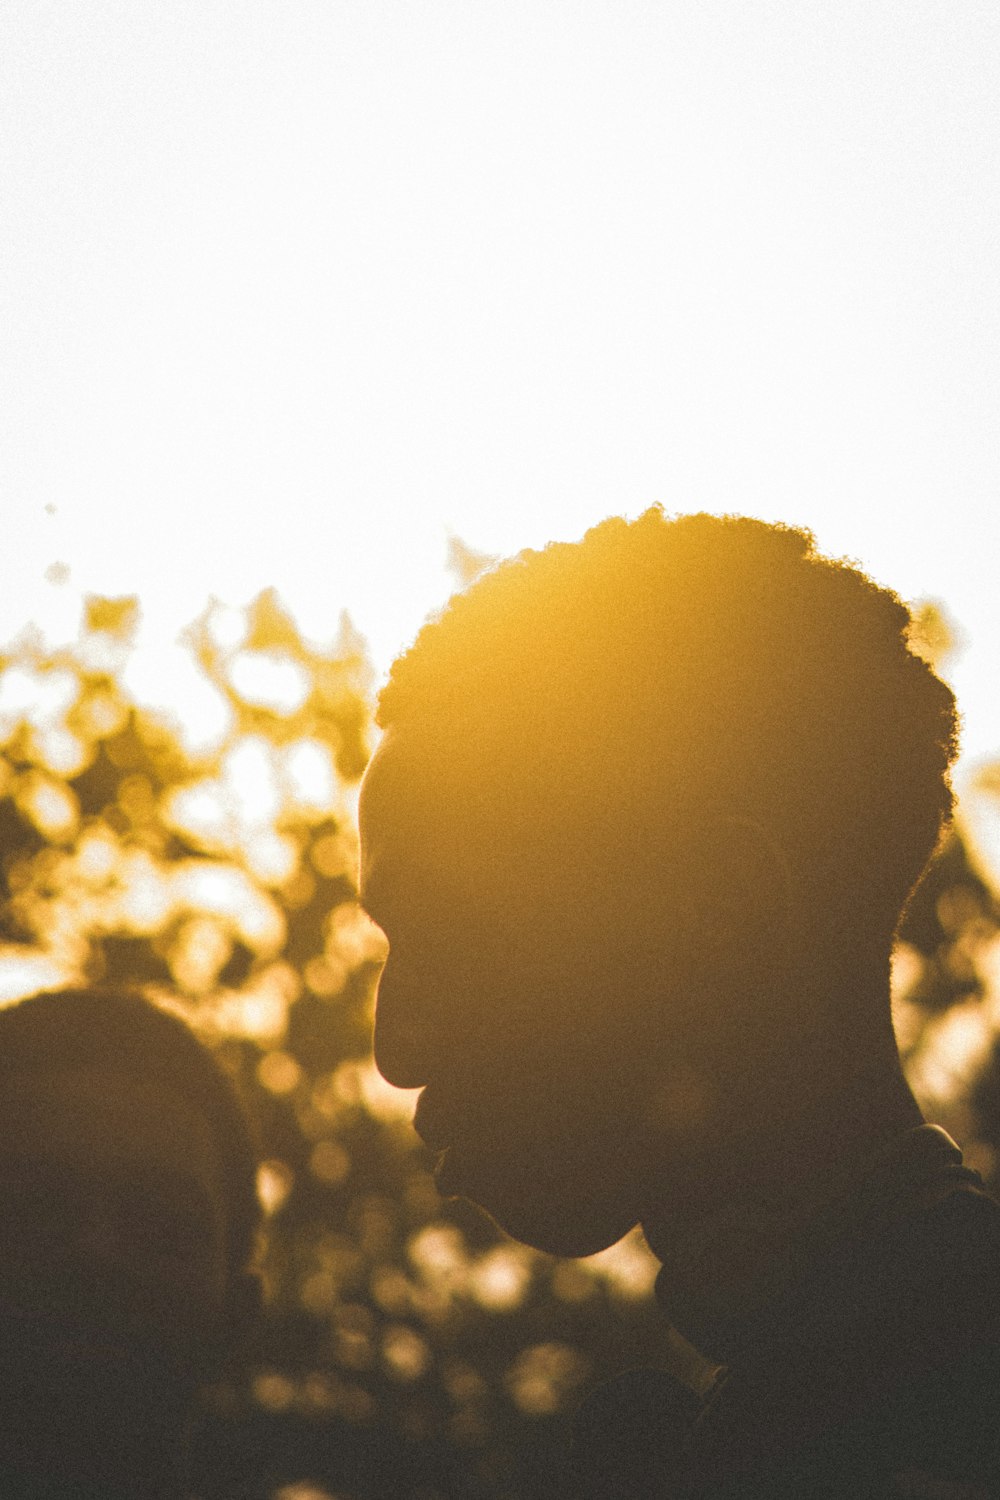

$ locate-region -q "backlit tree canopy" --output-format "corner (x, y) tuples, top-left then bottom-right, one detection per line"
(0, 586), (998, 1499)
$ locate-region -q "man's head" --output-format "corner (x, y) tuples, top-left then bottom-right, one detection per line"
(0, 986), (260, 1491)
(359, 510), (958, 1255)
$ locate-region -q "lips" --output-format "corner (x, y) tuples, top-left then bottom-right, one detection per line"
(412, 1086), (455, 1150)
(413, 1089), (513, 1211)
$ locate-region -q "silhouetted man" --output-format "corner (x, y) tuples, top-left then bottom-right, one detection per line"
(358, 510), (1000, 1497)
(0, 987), (261, 1499)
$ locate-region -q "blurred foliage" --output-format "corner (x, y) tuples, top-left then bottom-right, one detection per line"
(907, 599), (961, 671)
(445, 537), (500, 590)
(2, 588), (1000, 1499)
(0, 591), (664, 1500)
(894, 826), (1000, 1187)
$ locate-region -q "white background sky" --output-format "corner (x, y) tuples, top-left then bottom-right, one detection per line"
(2, 4), (999, 783)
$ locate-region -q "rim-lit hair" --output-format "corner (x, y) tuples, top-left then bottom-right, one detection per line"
(378, 508), (958, 944)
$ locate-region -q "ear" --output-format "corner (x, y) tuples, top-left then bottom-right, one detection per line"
(682, 814), (796, 970)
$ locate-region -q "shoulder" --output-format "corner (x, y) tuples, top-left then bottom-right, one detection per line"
(565, 1189), (1000, 1499)
(701, 1186), (1000, 1496)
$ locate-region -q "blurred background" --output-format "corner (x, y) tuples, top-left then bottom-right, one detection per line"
(2, 3), (999, 1497)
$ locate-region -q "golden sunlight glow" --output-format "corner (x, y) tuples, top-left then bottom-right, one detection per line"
(257, 1159), (295, 1217)
(123, 644), (234, 756)
(2, 4), (998, 763)
(0, 948), (70, 1005)
(342, 1058), (419, 1124)
(222, 739), (283, 827)
(382, 1324), (431, 1383)
(0, 665), (76, 733)
(281, 739), (338, 814)
(228, 651), (311, 716)
(326, 903), (388, 971)
(258, 1050), (303, 1097)
(467, 1246), (534, 1312)
(506, 1343), (589, 1416)
(30, 725), (88, 778)
(1, 15), (1000, 1478)
(582, 1230), (660, 1301)
(206, 968), (294, 1046)
(169, 915), (233, 996)
(906, 1001), (995, 1108)
(17, 773), (79, 842)
(174, 863), (286, 953)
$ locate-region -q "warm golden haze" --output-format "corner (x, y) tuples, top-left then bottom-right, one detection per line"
(362, 508), (1000, 1492)
(379, 508), (957, 947)
(363, 509), (960, 1264)
(0, 544), (999, 1493)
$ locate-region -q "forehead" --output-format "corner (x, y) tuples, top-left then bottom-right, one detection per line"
(359, 726), (626, 927)
(359, 729), (527, 921)
(360, 728), (461, 837)
(358, 732), (459, 903)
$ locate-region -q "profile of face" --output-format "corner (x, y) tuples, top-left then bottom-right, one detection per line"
(359, 732), (678, 1258)
(0, 1066), (231, 1466)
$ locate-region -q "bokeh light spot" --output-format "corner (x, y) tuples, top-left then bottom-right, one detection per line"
(252, 1372), (297, 1413)
(582, 1228), (659, 1300)
(381, 1323), (431, 1382)
(468, 1246), (533, 1312)
(326, 902), (388, 969)
(257, 1159), (295, 1217)
(204, 603), (248, 654)
(31, 725), (89, 777)
(123, 644), (233, 755)
(506, 1342), (589, 1416)
(170, 914), (233, 994)
(311, 830), (356, 881)
(0, 664), (77, 733)
(245, 829), (300, 886)
(17, 772), (79, 842)
(408, 1225), (469, 1292)
(228, 650), (311, 715)
(304, 955), (348, 998)
(310, 1138), (351, 1186)
(258, 1050), (303, 1097)
(907, 1000), (994, 1106)
(282, 739), (337, 815)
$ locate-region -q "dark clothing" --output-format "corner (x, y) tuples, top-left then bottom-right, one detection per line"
(570, 1128), (1000, 1498)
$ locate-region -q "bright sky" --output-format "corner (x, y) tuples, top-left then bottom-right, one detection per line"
(2, 3), (999, 784)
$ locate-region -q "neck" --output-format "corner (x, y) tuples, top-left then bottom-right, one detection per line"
(640, 971), (925, 1361)
(650, 1035), (921, 1214)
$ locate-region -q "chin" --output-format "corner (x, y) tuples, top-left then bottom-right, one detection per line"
(436, 1147), (637, 1258)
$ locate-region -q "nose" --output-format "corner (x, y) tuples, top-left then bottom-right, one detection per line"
(372, 960), (435, 1089)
